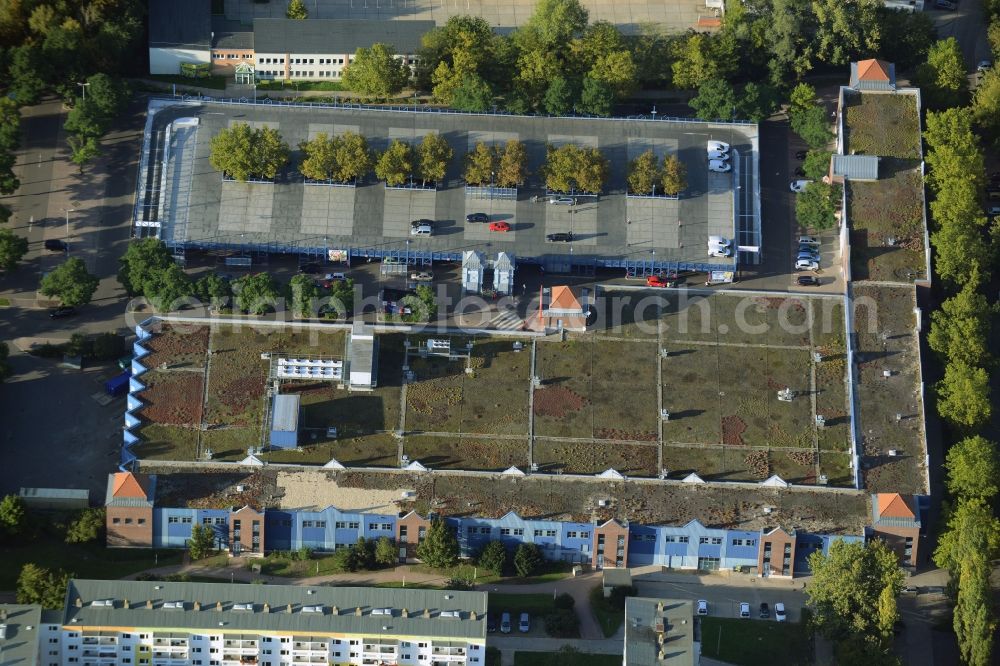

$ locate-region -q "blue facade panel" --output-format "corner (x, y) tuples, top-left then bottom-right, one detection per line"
(266, 511), (294, 551)
(723, 530), (761, 568)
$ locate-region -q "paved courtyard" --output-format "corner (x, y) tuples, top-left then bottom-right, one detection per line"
(145, 101), (758, 272)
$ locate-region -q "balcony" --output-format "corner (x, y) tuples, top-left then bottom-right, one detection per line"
(431, 647), (466, 656)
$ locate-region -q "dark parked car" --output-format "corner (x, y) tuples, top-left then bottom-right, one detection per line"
(44, 239), (67, 252)
(795, 150), (808, 160)
(411, 218), (435, 227)
(546, 232), (574, 242)
(759, 602), (770, 619)
(486, 614), (497, 633)
(466, 212), (489, 223)
(797, 275), (820, 286)
(49, 306), (77, 319)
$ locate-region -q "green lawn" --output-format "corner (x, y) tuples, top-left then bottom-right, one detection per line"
(514, 653), (619, 666)
(700, 618), (813, 666)
(256, 79), (346, 92)
(588, 585), (625, 638)
(0, 536), (183, 590)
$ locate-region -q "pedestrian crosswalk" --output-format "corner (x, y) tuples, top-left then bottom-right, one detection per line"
(490, 308), (524, 331)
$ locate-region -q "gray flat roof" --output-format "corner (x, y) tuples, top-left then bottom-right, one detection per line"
(253, 19), (433, 55)
(0, 605), (43, 666)
(147, 101), (756, 273)
(64, 580), (487, 641)
(832, 154), (878, 181)
(148, 0), (211, 49)
(272, 394), (300, 433)
(212, 17), (254, 51)
(625, 598), (695, 665)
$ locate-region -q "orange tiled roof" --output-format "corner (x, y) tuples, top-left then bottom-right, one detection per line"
(111, 472), (149, 499)
(856, 59), (891, 82)
(549, 286), (582, 311)
(877, 493), (915, 519)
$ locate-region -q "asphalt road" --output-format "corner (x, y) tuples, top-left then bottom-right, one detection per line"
(0, 97), (146, 498)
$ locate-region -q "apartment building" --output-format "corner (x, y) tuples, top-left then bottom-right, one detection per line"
(105, 473), (910, 576)
(21, 580), (486, 666)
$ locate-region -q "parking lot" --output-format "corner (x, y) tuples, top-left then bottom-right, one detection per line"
(147, 101), (756, 273)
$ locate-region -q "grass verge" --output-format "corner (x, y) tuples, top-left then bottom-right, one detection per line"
(700, 617), (813, 666)
(148, 74), (229, 90)
(588, 585), (625, 638)
(514, 653), (618, 666)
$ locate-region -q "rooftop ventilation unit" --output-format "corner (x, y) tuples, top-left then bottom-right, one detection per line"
(440, 610), (461, 619)
(162, 601), (184, 610)
(301, 606), (324, 614)
(232, 603), (254, 612)
(371, 608), (392, 616)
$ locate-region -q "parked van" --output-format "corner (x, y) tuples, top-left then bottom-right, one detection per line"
(708, 236), (731, 247)
(410, 224), (433, 236)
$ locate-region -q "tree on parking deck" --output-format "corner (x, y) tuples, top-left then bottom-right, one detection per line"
(234, 273), (283, 315)
(915, 38), (968, 109)
(298, 133), (339, 181)
(416, 518), (459, 569)
(661, 155), (687, 196)
(627, 149), (660, 195)
(376, 140), (415, 187)
(0, 228), (28, 271)
(332, 133), (374, 182)
(68, 134), (100, 173)
(418, 133), (454, 186)
(209, 123), (289, 182)
(945, 436), (1000, 500)
(689, 78), (738, 121)
(188, 523), (217, 560)
(937, 361), (992, 430)
(795, 182), (840, 231)
(464, 142), (498, 186)
(39, 257), (99, 307)
(806, 539), (904, 661)
(286, 0), (308, 19)
(477, 540), (508, 575)
(342, 43), (410, 100)
(16, 564), (70, 609)
(497, 140), (528, 187)
(543, 143), (608, 194)
(928, 273), (993, 366)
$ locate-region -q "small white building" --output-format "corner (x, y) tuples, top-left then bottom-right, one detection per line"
(349, 321), (378, 391)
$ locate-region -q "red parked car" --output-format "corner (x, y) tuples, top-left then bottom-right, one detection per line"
(488, 221), (511, 232)
(646, 275), (670, 288)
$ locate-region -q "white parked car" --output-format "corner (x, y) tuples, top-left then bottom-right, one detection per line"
(978, 60), (992, 73)
(796, 258), (819, 271)
(709, 160), (732, 173)
(409, 271), (434, 282)
(709, 246), (733, 258)
(797, 235), (820, 246)
(739, 602), (751, 618)
(697, 600), (709, 616)
(775, 603), (787, 622)
(707, 140), (730, 153)
(790, 180), (811, 193)
(988, 206), (1000, 216)
(708, 235), (731, 247)
(708, 150), (730, 161)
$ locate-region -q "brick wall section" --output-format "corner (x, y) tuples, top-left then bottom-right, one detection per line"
(593, 521), (629, 569)
(759, 529), (795, 577)
(396, 513), (430, 562)
(106, 506), (153, 548)
(871, 525), (920, 567)
(230, 507), (265, 555)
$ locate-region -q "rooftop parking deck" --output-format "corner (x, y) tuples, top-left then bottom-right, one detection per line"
(139, 100), (758, 274)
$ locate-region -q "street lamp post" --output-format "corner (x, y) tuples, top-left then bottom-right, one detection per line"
(63, 208), (75, 237)
(77, 82), (90, 100)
